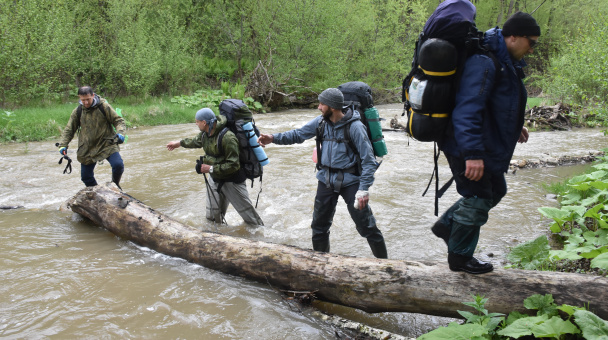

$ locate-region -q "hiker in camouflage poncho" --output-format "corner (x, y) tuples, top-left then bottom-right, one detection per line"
(58, 86), (126, 189)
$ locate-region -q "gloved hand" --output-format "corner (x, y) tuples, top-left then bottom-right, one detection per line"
(116, 133), (125, 144)
(353, 190), (369, 210)
(58, 147), (67, 156)
(195, 158), (203, 174)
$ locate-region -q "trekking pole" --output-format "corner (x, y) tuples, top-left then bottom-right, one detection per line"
(55, 143), (73, 174)
(203, 173), (227, 225)
(531, 0), (547, 14)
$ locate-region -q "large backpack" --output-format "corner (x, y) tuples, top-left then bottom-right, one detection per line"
(401, 0), (500, 215)
(337, 81), (388, 158)
(314, 82), (387, 176)
(217, 99), (265, 187)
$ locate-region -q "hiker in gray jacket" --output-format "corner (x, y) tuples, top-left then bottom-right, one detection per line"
(258, 88), (387, 258)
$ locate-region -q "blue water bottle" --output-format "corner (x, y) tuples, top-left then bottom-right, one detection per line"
(242, 122), (269, 166)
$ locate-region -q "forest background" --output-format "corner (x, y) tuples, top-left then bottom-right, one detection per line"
(1, 0), (608, 115)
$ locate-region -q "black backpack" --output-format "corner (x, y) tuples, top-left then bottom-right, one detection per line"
(217, 99), (264, 187)
(402, 0), (501, 142)
(401, 0), (501, 215)
(337, 81), (387, 158)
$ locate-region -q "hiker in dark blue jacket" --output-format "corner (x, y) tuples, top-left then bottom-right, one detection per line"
(433, 12), (540, 274)
(257, 88), (387, 258)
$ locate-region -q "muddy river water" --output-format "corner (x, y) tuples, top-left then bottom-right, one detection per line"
(1, 103), (605, 338)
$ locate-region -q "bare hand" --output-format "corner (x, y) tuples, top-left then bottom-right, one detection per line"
(166, 141), (181, 151)
(257, 134), (274, 147)
(199, 163), (212, 173)
(518, 127), (529, 143)
(357, 195), (369, 210)
(465, 159), (484, 181)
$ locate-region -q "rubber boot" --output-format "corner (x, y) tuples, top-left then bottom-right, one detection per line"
(431, 221), (450, 246)
(448, 253), (493, 274)
(367, 239), (388, 259)
(312, 238), (330, 253)
(112, 172), (123, 190)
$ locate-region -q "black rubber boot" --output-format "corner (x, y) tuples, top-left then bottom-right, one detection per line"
(312, 238), (330, 253)
(431, 221), (450, 246)
(367, 239), (388, 259)
(448, 253), (493, 274)
(112, 172), (123, 190)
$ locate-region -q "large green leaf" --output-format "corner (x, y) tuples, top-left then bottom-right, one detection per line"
(550, 249), (583, 260)
(417, 322), (488, 340)
(591, 251), (608, 270)
(497, 315), (549, 338)
(538, 207), (570, 221)
(531, 316), (580, 338)
(574, 310), (608, 339)
(524, 294), (558, 316)
(507, 236), (550, 267)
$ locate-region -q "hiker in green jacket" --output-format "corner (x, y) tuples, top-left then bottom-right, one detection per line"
(166, 108), (264, 226)
(57, 86), (126, 189)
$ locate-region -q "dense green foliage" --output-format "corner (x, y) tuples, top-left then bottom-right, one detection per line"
(507, 156), (608, 275)
(2, 0), (608, 110)
(418, 294), (608, 339)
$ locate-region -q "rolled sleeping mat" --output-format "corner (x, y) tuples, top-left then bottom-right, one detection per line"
(242, 122), (269, 166)
(364, 107), (388, 157)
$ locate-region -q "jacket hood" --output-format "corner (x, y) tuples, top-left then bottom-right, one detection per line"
(328, 106), (361, 129)
(484, 27), (527, 69)
(209, 115), (228, 136)
(79, 94), (101, 109)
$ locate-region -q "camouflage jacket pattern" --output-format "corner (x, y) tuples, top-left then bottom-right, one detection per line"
(180, 115), (241, 181)
(58, 96), (126, 165)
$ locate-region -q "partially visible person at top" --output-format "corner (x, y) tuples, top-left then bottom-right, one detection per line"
(432, 12), (540, 274)
(57, 86), (126, 189)
(257, 88), (387, 258)
(166, 108), (264, 227)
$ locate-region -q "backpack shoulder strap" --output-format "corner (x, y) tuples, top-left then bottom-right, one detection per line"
(344, 120), (358, 157)
(216, 127), (230, 155)
(486, 50), (503, 83)
(76, 104), (83, 123)
(315, 119), (325, 170)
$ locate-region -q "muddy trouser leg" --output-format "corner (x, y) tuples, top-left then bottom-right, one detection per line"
(311, 181), (339, 252)
(342, 183), (387, 258)
(220, 180), (264, 226)
(81, 162), (98, 187)
(205, 176), (228, 223)
(107, 152), (124, 189)
(445, 154), (507, 258)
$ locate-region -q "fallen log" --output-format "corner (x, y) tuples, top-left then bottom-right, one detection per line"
(66, 183), (608, 319)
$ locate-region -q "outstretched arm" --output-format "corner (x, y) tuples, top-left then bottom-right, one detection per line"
(166, 141), (181, 151)
(257, 134), (274, 147)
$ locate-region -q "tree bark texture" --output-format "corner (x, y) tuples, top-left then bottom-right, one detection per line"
(67, 183), (608, 319)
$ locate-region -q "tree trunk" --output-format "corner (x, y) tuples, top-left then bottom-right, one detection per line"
(66, 183), (608, 319)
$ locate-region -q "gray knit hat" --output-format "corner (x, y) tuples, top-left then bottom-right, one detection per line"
(195, 108), (216, 127)
(318, 88), (344, 110)
(502, 12), (541, 37)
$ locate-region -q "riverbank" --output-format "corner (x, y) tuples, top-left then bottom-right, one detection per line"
(4, 89), (600, 144)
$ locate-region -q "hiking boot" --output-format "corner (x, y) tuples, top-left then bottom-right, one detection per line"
(367, 239), (388, 259)
(312, 239), (330, 253)
(448, 253), (493, 274)
(112, 172), (123, 190)
(431, 221), (450, 245)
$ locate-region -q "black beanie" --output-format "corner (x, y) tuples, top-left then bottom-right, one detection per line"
(502, 12), (541, 37)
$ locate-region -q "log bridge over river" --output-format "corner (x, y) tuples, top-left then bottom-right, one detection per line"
(66, 183), (608, 319)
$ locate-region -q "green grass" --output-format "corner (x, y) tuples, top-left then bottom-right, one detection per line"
(0, 96), (196, 143)
(527, 96), (554, 108)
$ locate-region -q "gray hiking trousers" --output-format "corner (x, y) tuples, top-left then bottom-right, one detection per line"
(205, 175), (264, 226)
